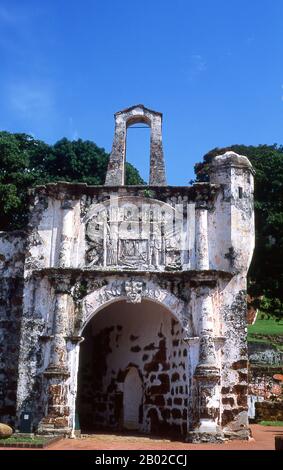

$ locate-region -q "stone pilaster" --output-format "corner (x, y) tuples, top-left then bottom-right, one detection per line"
(105, 118), (126, 186)
(149, 114), (166, 185)
(195, 203), (209, 270)
(39, 283), (70, 435)
(46, 290), (68, 373)
(58, 200), (75, 268)
(188, 289), (223, 442)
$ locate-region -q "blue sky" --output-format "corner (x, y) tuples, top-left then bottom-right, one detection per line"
(0, 1), (282, 184)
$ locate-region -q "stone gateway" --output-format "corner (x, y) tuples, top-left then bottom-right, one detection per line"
(0, 105), (255, 442)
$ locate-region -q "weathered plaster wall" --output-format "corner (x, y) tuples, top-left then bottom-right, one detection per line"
(248, 365), (283, 419)
(24, 184), (218, 273)
(24, 152), (254, 278)
(247, 340), (283, 419)
(209, 153), (255, 273)
(218, 275), (249, 438)
(0, 231), (25, 426)
(248, 341), (283, 366)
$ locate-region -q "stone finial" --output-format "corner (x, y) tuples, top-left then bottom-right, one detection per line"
(105, 104), (167, 186)
(211, 151), (254, 172)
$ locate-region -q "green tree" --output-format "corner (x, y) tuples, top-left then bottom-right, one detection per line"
(0, 132), (39, 229)
(0, 132), (144, 230)
(195, 144), (283, 320)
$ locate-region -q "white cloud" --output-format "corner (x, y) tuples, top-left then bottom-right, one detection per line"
(191, 54), (207, 73)
(68, 116), (79, 140)
(184, 54), (208, 81)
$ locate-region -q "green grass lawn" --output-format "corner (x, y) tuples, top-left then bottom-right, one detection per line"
(247, 313), (283, 350)
(259, 421), (283, 427)
(0, 435), (49, 445)
(248, 313), (283, 336)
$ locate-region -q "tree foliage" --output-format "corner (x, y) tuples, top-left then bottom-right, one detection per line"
(195, 144), (283, 319)
(0, 132), (144, 231)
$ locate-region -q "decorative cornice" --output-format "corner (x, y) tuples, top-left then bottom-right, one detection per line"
(31, 267), (233, 283)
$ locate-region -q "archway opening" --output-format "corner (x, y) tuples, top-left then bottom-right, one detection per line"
(125, 122), (150, 184)
(76, 299), (189, 438)
(123, 367), (143, 430)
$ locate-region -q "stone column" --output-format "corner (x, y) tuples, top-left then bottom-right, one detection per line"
(195, 203), (209, 270)
(105, 118), (126, 186)
(189, 288), (223, 442)
(149, 114), (166, 185)
(58, 199), (75, 268)
(39, 283), (70, 435)
(66, 335), (85, 438)
(47, 290), (68, 373)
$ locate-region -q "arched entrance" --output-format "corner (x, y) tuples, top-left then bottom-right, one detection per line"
(75, 298), (189, 437)
(123, 367), (143, 430)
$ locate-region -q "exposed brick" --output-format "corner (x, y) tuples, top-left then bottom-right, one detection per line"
(172, 372), (180, 382)
(232, 360), (248, 370)
(174, 397), (182, 405)
(222, 397), (235, 406)
(171, 409), (182, 419)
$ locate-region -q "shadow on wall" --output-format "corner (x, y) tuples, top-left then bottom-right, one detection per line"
(0, 277), (24, 430)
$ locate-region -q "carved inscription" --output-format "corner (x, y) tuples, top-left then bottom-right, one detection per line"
(85, 197), (186, 270)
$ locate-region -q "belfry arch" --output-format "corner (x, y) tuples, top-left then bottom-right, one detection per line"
(105, 104), (166, 186)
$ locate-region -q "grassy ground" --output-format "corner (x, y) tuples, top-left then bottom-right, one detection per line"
(0, 435), (49, 444)
(248, 313), (283, 336)
(259, 421), (283, 427)
(247, 313), (283, 352)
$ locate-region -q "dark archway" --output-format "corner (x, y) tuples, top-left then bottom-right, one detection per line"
(76, 299), (189, 437)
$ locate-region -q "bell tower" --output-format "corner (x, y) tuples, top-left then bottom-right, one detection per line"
(105, 104), (166, 186)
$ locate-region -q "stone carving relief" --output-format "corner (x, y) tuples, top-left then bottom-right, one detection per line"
(85, 197), (187, 271)
(125, 280), (143, 303)
(85, 217), (104, 266)
(80, 278), (190, 335)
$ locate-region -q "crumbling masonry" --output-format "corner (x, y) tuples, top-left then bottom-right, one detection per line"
(0, 105), (255, 442)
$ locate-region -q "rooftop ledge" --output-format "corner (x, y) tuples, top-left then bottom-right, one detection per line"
(31, 267), (233, 281)
(28, 182), (220, 198)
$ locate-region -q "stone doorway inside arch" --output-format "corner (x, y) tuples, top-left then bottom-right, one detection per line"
(75, 299), (189, 437)
(123, 366), (143, 431)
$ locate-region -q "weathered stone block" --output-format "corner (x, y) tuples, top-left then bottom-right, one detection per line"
(0, 423), (13, 438)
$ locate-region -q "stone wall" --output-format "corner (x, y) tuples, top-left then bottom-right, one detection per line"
(247, 340), (283, 420)
(0, 231), (26, 427)
(255, 401), (283, 422)
(248, 365), (283, 419)
(248, 341), (283, 366)
(218, 279), (250, 438)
